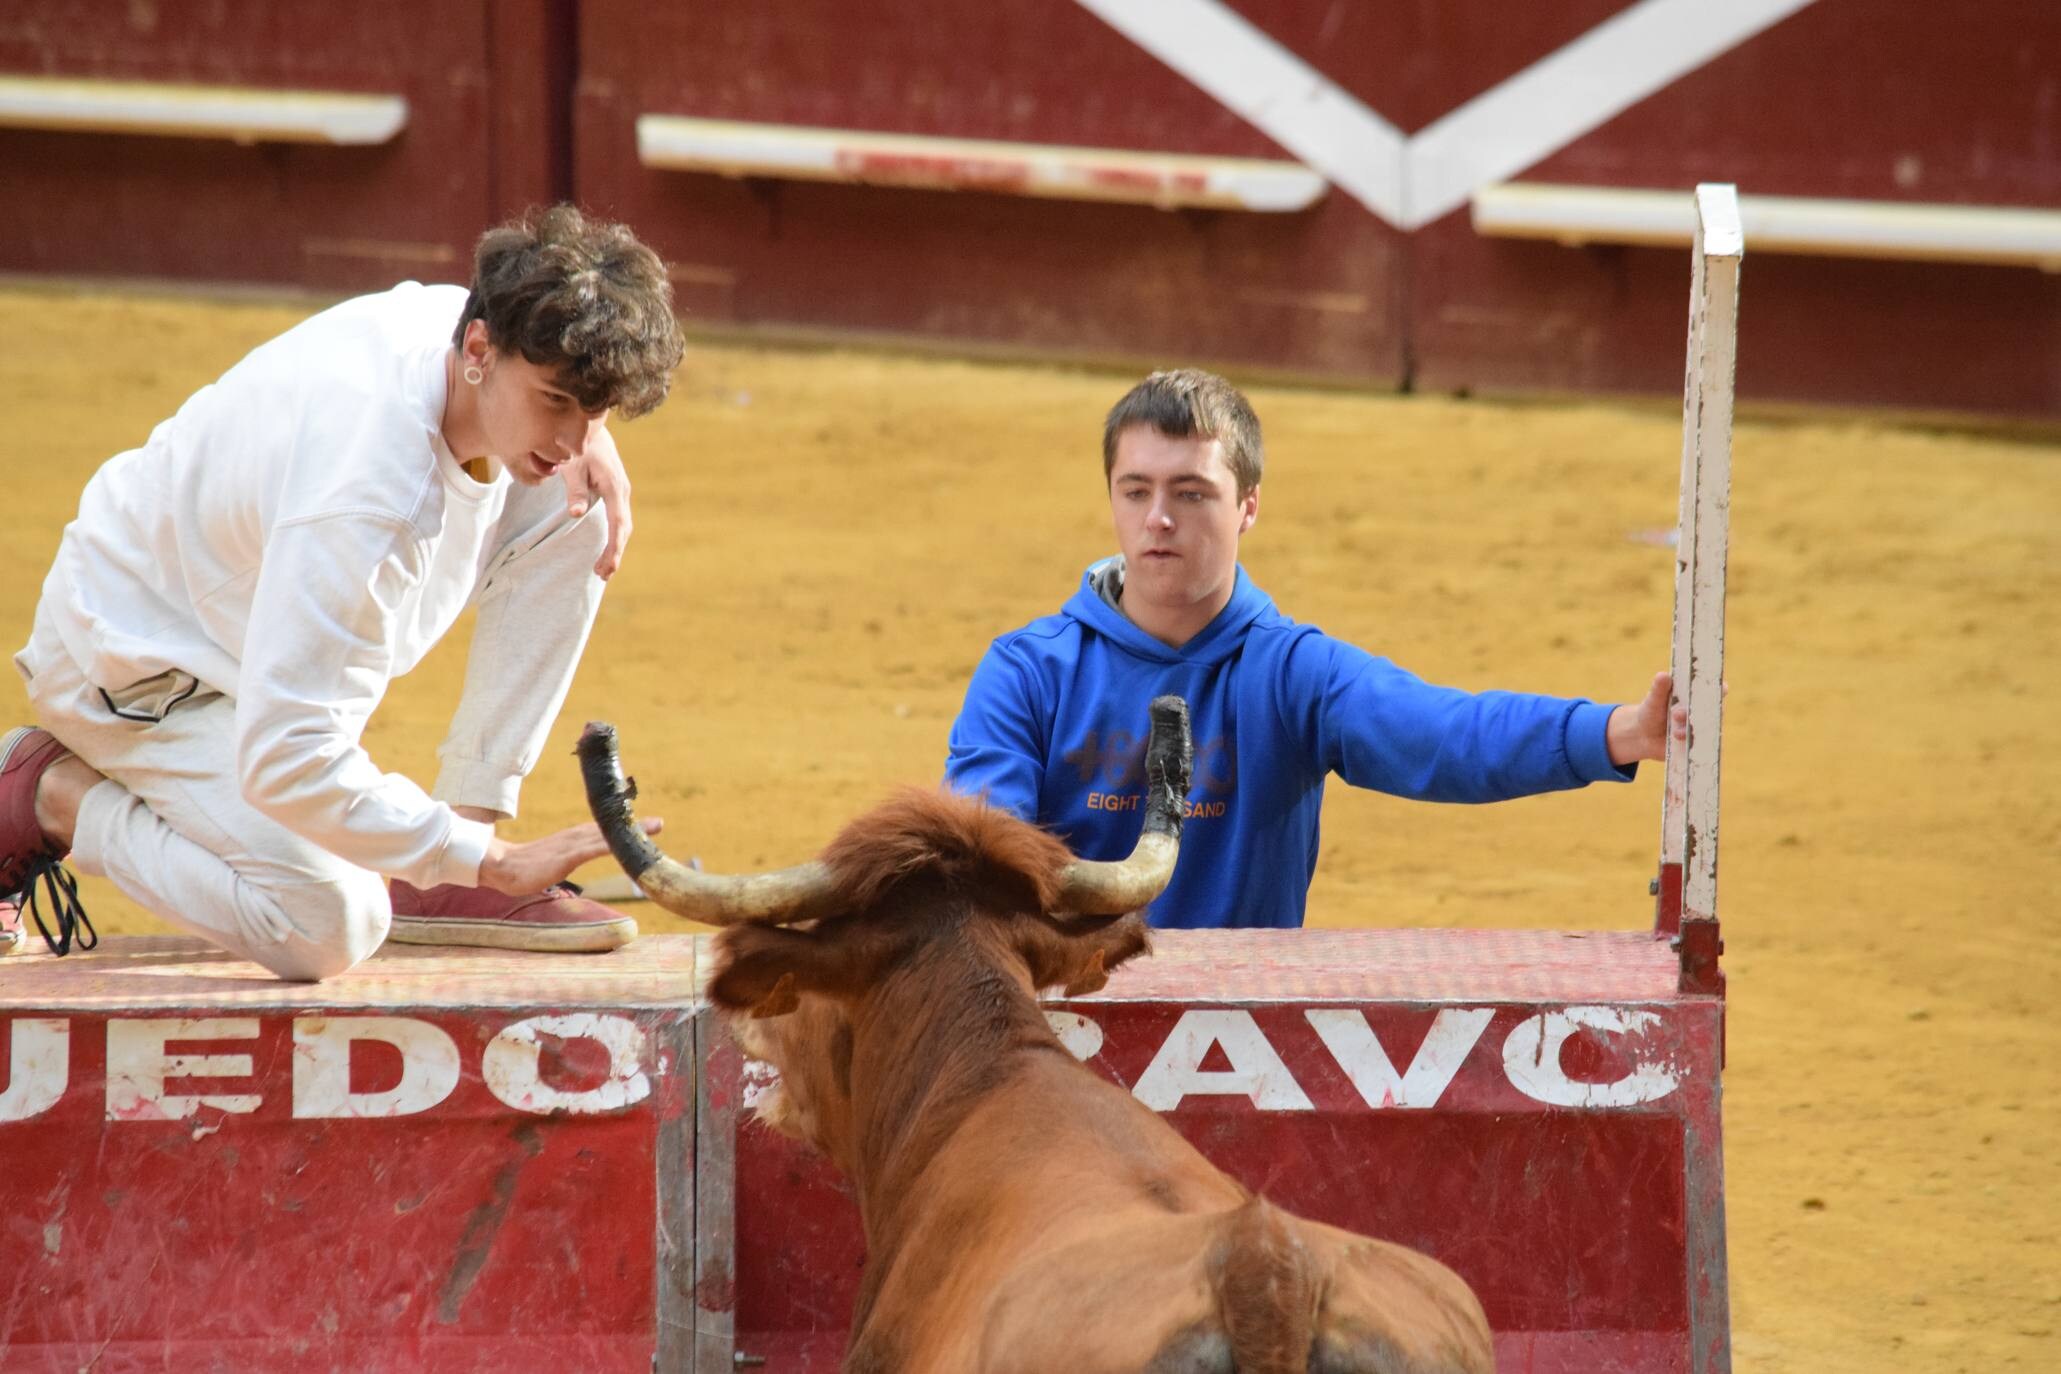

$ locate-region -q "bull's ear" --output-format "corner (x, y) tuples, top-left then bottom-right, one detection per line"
(709, 924), (871, 1016)
(750, 973), (801, 1019)
(1016, 912), (1150, 997)
(1063, 949), (1110, 997)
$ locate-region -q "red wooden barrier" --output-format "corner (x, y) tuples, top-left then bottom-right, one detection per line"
(705, 929), (1730, 1373)
(1410, 0), (2061, 415)
(1, 929), (1730, 1372)
(0, 937), (702, 1372)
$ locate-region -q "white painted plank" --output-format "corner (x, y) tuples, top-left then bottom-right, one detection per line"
(637, 115), (1326, 212)
(1473, 182), (2061, 270)
(0, 75), (406, 145)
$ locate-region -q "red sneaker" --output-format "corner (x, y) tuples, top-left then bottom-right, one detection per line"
(0, 726), (94, 956)
(387, 878), (637, 954)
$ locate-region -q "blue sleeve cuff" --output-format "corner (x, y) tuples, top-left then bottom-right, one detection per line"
(1567, 700), (1636, 783)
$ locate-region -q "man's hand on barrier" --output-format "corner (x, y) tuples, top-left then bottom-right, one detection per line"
(478, 816), (664, 895)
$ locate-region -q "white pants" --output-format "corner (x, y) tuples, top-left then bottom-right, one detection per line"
(14, 482), (607, 980)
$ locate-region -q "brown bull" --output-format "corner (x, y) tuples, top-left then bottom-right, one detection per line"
(580, 701), (1492, 1374)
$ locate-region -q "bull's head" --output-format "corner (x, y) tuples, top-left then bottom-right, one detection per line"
(578, 698), (1194, 1164)
(578, 696), (1193, 930)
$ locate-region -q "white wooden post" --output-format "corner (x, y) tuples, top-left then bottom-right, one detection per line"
(1660, 184), (1741, 988)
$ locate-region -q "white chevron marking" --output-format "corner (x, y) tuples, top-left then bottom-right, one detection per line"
(1074, 0), (1820, 229)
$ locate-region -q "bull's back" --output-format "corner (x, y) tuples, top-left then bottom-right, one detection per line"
(964, 1204), (1490, 1374)
(861, 1057), (1242, 1374)
(970, 1207), (1232, 1374)
(1195, 1197), (1492, 1374)
(852, 1055), (1489, 1374)
(1298, 1218), (1494, 1374)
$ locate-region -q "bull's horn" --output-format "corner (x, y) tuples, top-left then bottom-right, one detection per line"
(1055, 695), (1193, 915)
(576, 722), (841, 925)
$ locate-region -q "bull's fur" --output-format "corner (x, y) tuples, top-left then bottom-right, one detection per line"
(713, 789), (1493, 1374)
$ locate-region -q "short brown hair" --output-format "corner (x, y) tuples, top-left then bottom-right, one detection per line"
(455, 204), (685, 419)
(1102, 369), (1263, 498)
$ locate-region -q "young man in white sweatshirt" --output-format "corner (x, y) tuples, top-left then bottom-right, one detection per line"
(0, 205), (685, 978)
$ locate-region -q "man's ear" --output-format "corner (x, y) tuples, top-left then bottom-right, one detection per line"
(1238, 484), (1260, 536)
(709, 923), (869, 1017)
(461, 317), (497, 372)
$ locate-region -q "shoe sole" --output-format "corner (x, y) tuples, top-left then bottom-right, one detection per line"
(385, 915), (638, 954)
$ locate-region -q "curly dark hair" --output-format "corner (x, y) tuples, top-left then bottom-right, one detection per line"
(454, 204), (685, 419)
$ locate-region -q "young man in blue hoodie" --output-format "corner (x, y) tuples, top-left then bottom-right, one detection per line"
(944, 369), (1681, 930)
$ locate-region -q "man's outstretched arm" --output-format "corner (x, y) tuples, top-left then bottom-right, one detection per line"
(1290, 633), (1645, 802)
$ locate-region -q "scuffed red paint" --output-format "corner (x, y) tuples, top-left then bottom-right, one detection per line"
(834, 150), (1034, 192)
(696, 1264), (737, 1313)
(1080, 165), (1209, 196)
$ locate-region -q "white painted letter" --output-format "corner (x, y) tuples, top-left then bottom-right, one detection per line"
(1132, 1010), (1312, 1111)
(0, 1019), (70, 1122)
(1503, 1006), (1682, 1108)
(1044, 1010), (1105, 1062)
(482, 1013), (650, 1115)
(739, 1058), (782, 1112)
(1306, 1007), (1494, 1109)
(292, 1016), (461, 1119)
(106, 1018), (261, 1120)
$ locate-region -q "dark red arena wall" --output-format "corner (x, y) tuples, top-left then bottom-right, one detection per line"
(1408, 0), (2061, 415)
(0, 0), (575, 293)
(568, 0), (1408, 381)
(1, 0), (2054, 416)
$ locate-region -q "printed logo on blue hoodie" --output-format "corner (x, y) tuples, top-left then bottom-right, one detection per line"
(946, 558), (1629, 928)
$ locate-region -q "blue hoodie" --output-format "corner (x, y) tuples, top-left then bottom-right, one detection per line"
(944, 558), (1632, 928)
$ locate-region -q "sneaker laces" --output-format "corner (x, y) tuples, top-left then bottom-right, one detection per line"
(15, 856), (95, 956)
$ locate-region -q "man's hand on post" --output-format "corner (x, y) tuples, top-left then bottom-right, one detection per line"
(1606, 671), (1689, 767)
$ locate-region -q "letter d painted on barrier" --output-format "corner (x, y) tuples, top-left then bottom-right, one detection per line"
(293, 1016), (462, 1119)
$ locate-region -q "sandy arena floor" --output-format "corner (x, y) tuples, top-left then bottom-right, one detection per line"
(2, 285), (2056, 1371)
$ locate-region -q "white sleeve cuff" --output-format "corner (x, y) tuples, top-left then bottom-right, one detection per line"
(431, 814), (497, 888)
